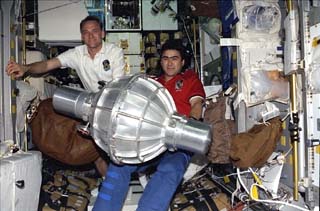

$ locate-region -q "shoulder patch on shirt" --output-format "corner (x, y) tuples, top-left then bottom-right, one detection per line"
(175, 79), (183, 91)
(103, 59), (110, 71)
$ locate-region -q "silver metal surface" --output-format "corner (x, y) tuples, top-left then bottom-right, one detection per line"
(53, 74), (211, 164)
(53, 87), (93, 121)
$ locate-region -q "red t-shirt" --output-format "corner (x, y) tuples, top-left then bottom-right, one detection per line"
(156, 70), (205, 116)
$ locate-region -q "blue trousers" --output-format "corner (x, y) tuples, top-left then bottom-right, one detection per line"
(93, 151), (191, 211)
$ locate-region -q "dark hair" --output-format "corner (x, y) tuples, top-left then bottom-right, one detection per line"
(159, 39), (192, 73)
(160, 39), (186, 61)
(80, 16), (103, 32)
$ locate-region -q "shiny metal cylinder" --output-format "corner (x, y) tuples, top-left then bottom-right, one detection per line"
(52, 87), (92, 121)
(165, 114), (211, 154)
(53, 74), (211, 164)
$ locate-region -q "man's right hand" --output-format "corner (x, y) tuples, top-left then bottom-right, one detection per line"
(6, 60), (27, 79)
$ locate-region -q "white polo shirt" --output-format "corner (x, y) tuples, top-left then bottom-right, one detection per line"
(57, 41), (125, 92)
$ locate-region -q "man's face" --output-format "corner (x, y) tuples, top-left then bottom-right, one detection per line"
(160, 49), (185, 80)
(81, 20), (105, 49)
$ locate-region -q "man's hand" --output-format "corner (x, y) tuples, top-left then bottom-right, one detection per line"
(6, 60), (27, 79)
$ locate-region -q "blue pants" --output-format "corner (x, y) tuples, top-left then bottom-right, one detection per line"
(93, 151), (191, 211)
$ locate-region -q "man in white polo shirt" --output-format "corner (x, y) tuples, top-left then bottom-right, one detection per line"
(7, 15), (125, 92)
(6, 16), (125, 175)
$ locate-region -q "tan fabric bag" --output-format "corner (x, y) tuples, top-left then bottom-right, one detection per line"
(204, 95), (236, 164)
(229, 117), (283, 168)
(31, 99), (100, 165)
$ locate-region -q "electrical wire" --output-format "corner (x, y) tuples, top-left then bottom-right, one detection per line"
(237, 168), (250, 195)
(249, 184), (310, 211)
(211, 170), (250, 180)
(237, 167), (310, 211)
(265, 147), (292, 166)
(165, 5), (200, 74)
(181, 17), (200, 73)
(23, 0), (82, 18)
(281, 111), (290, 122)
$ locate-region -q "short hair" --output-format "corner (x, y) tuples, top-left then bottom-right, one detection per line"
(160, 39), (186, 61)
(80, 16), (103, 32)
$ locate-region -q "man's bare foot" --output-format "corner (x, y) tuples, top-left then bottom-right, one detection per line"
(94, 157), (107, 177)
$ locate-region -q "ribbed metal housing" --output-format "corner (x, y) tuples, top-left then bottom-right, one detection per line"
(53, 74), (211, 164)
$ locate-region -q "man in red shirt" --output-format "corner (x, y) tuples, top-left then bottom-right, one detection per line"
(156, 41), (205, 119)
(93, 39), (205, 211)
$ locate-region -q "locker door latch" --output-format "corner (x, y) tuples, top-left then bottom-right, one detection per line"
(15, 180), (25, 189)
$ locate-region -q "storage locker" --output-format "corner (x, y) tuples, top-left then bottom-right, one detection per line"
(0, 151), (42, 211)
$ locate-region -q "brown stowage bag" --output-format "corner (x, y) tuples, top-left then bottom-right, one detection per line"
(31, 99), (99, 165)
(230, 117), (283, 168)
(204, 95), (236, 164)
